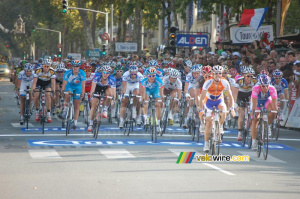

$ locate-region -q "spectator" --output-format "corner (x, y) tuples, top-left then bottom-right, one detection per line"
(279, 56), (287, 70)
(281, 51), (296, 83)
(293, 60), (300, 87)
(267, 58), (277, 74)
(261, 60), (268, 70)
(232, 52), (241, 72)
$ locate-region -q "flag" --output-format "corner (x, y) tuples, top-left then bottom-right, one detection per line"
(239, 7), (268, 31)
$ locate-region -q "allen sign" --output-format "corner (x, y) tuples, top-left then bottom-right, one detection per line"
(176, 34), (209, 47)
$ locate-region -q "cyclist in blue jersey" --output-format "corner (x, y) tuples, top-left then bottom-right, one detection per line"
(88, 65), (116, 132)
(140, 67), (163, 132)
(180, 60), (192, 90)
(61, 60), (86, 129)
(114, 62), (124, 93)
(271, 69), (289, 109)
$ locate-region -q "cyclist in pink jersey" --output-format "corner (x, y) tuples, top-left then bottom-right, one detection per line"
(250, 74), (277, 151)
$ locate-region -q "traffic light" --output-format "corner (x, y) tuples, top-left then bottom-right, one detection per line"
(62, 0), (68, 13)
(169, 26), (178, 47)
(102, 44), (106, 55)
(58, 51), (62, 58)
(32, 25), (36, 32)
(6, 45), (9, 48)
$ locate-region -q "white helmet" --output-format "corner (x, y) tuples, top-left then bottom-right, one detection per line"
(191, 65), (201, 73)
(212, 65), (223, 73)
(42, 59), (52, 66)
(24, 63), (33, 71)
(56, 63), (65, 71)
(184, 60), (193, 68)
(169, 69), (180, 78)
(101, 64), (112, 72)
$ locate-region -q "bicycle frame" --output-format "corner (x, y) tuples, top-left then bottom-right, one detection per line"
(64, 90), (80, 136)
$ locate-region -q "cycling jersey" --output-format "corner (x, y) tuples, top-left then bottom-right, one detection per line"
(85, 73), (95, 93)
(140, 76), (163, 99)
(186, 73), (200, 91)
(18, 70), (34, 83)
(34, 68), (56, 81)
(234, 77), (257, 92)
(93, 73), (116, 88)
(251, 85), (277, 109)
(163, 76), (182, 90)
(18, 70), (34, 96)
(180, 69), (188, 89)
(270, 78), (288, 95)
(122, 71), (144, 84)
(115, 77), (122, 92)
(63, 69), (86, 87)
(202, 78), (230, 100)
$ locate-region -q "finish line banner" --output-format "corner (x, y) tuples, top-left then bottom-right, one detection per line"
(231, 25), (274, 44)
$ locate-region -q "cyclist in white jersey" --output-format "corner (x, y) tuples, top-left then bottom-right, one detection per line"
(119, 65), (144, 128)
(162, 68), (182, 125)
(54, 63), (66, 113)
(183, 64), (202, 128)
(17, 63), (34, 125)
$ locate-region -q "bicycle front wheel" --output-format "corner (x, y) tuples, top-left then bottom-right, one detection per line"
(215, 122), (220, 155)
(153, 110), (157, 143)
(262, 121), (269, 160)
(257, 121), (262, 158)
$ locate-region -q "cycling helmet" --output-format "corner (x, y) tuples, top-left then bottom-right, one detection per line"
(212, 65), (223, 73)
(120, 58), (127, 64)
(191, 65), (201, 73)
(229, 68), (237, 77)
(115, 62), (123, 70)
(272, 69), (283, 77)
(65, 63), (72, 69)
(157, 61), (162, 68)
(129, 65), (138, 72)
(260, 69), (269, 76)
(71, 60), (81, 67)
(249, 68), (255, 75)
(24, 63), (33, 71)
(169, 69), (180, 78)
(110, 61), (116, 68)
(162, 60), (169, 67)
(42, 59), (52, 66)
(38, 58), (43, 63)
(147, 67), (157, 75)
(258, 74), (270, 85)
(67, 55), (73, 60)
(56, 63), (66, 71)
(240, 66), (249, 74)
(184, 60), (193, 68)
(80, 62), (86, 70)
(148, 60), (158, 67)
(168, 62), (176, 68)
(222, 65), (228, 72)
(163, 68), (170, 74)
(84, 64), (92, 71)
(101, 64), (112, 72)
(243, 68), (252, 74)
(202, 65), (212, 75)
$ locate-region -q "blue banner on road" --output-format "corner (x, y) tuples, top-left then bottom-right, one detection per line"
(27, 139), (296, 150)
(176, 34), (209, 47)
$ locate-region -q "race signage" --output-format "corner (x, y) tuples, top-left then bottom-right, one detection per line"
(86, 50), (101, 57)
(176, 34), (209, 47)
(67, 53), (81, 60)
(115, 42), (137, 52)
(231, 25), (274, 44)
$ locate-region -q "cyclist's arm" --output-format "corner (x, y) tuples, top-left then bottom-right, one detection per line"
(232, 87), (238, 103)
(199, 90), (206, 111)
(272, 97), (278, 110)
(16, 78), (21, 91)
(111, 87), (116, 100)
(51, 78), (56, 93)
(139, 83), (145, 101)
(195, 88), (201, 108)
(227, 89), (234, 109)
(177, 89), (182, 101)
(184, 82), (189, 95)
(159, 86), (163, 99)
(89, 82), (96, 97)
(122, 81), (127, 95)
(31, 78), (37, 91)
(81, 80), (86, 97)
(251, 97), (258, 114)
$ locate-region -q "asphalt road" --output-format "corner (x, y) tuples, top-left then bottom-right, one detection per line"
(0, 77), (300, 199)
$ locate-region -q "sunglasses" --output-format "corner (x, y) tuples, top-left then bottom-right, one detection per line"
(73, 65), (80, 68)
(246, 75), (253, 78)
(26, 70), (32, 72)
(57, 71), (64, 73)
(85, 70), (92, 72)
(116, 70), (123, 73)
(214, 72), (222, 75)
(130, 73), (137, 76)
(274, 77), (281, 79)
(261, 85), (269, 88)
(43, 65), (50, 68)
(148, 75), (156, 78)
(102, 71), (110, 74)
(233, 58), (238, 60)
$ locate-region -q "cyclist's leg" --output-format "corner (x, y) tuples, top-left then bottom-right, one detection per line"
(188, 88), (196, 116)
(266, 98), (276, 125)
(143, 89), (151, 123)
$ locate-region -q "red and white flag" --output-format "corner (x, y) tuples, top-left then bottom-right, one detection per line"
(238, 7), (268, 31)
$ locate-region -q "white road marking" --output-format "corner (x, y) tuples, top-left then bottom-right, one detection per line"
(28, 149), (61, 159)
(203, 163), (235, 176)
(168, 149), (196, 156)
(169, 149), (235, 176)
(11, 123), (34, 127)
(259, 171), (294, 174)
(99, 149), (135, 159)
(238, 151), (286, 163)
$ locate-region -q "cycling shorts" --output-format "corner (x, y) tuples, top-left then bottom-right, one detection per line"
(146, 87), (161, 99)
(36, 79), (51, 90)
(94, 85), (110, 95)
(124, 82), (139, 96)
(204, 97), (226, 117)
(65, 84), (82, 100)
(237, 91), (252, 107)
(20, 81), (32, 96)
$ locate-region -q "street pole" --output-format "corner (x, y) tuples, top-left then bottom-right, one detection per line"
(276, 0), (282, 39)
(68, 7), (109, 45)
(34, 27), (62, 56)
(111, 4), (113, 42)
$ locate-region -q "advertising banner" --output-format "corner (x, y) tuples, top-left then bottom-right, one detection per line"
(176, 34), (209, 47)
(231, 25), (274, 44)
